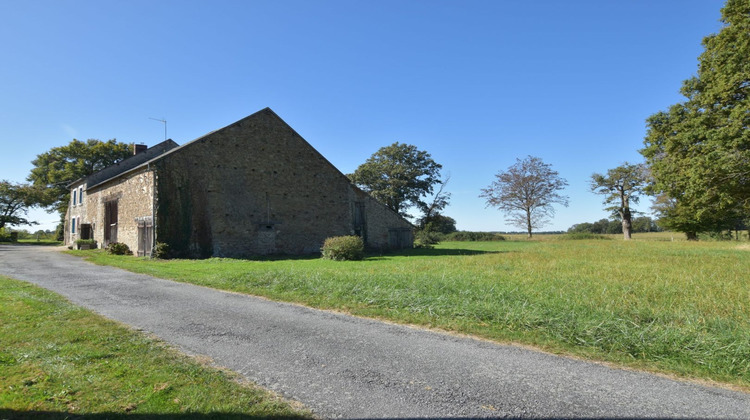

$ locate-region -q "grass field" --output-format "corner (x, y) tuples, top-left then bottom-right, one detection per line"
(501, 231), (703, 241)
(0, 275), (311, 419)
(71, 236), (750, 390)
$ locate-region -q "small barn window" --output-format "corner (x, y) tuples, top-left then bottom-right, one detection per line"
(71, 217), (76, 234)
(72, 190), (77, 206)
(78, 187), (83, 205)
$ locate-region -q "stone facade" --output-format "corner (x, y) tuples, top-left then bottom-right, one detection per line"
(65, 140), (178, 254)
(67, 169), (155, 254)
(65, 108), (413, 257)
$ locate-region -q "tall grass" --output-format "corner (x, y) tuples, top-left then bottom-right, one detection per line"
(75, 239), (750, 388)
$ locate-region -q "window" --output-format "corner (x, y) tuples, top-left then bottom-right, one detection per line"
(71, 217), (76, 234)
(72, 190), (77, 206)
(78, 187), (83, 205)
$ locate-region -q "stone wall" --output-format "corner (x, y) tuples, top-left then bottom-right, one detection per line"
(66, 108), (413, 258)
(155, 108), (413, 258)
(350, 188), (413, 250)
(66, 168), (154, 254)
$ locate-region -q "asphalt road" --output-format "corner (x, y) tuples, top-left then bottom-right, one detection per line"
(2, 244), (749, 419)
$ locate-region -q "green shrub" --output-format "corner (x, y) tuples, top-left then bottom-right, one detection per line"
(321, 235), (364, 261)
(415, 230), (443, 248)
(153, 242), (170, 259)
(561, 232), (611, 240)
(444, 231), (505, 241)
(106, 242), (132, 256)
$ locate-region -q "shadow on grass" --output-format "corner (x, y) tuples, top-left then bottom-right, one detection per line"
(369, 247), (503, 258)
(63, 245), (502, 263)
(210, 248), (501, 262)
(0, 411), (307, 419)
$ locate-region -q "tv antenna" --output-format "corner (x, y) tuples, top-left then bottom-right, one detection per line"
(149, 117), (167, 140)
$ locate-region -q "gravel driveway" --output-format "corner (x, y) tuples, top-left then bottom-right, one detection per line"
(2, 244), (749, 418)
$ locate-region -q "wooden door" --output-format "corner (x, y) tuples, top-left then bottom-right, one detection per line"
(104, 200), (118, 245)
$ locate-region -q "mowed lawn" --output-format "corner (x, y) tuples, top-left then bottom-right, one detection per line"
(75, 237), (750, 389)
(0, 275), (311, 419)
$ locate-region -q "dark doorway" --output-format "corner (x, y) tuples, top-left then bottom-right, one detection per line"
(104, 200), (118, 246)
(388, 228), (412, 249)
(80, 223), (92, 240)
(353, 201), (366, 241)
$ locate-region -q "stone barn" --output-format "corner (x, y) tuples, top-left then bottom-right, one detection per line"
(65, 108), (413, 257)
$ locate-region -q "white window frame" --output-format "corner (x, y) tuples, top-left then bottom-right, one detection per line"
(72, 190), (77, 207)
(78, 186), (83, 205)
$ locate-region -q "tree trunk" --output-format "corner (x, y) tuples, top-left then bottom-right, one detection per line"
(686, 231), (698, 241)
(621, 208), (632, 240)
(526, 210), (533, 238)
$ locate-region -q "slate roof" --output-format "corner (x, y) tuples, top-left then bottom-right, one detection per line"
(73, 139), (180, 190)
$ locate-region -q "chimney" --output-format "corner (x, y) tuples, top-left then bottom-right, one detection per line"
(133, 144), (147, 155)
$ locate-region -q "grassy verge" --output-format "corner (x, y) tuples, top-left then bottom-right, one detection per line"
(0, 275), (311, 419)
(4, 240), (62, 246)
(72, 239), (750, 390)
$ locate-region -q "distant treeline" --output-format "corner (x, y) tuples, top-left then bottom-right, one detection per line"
(0, 228), (57, 242)
(567, 217), (661, 235)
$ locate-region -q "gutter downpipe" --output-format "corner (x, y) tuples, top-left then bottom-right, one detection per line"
(149, 162), (156, 258)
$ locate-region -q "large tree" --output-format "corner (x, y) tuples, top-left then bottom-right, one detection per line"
(27, 139), (132, 217)
(349, 142), (444, 217)
(480, 156), (569, 238)
(649, 193), (741, 240)
(0, 181), (37, 230)
(590, 163), (648, 240)
(641, 0), (750, 237)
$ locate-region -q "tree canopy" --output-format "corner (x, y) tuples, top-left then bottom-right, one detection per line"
(27, 139), (132, 216)
(0, 181), (37, 230)
(590, 163), (648, 240)
(348, 142), (444, 217)
(480, 156), (569, 238)
(641, 0), (750, 238)
(568, 217), (660, 235)
(416, 214), (457, 234)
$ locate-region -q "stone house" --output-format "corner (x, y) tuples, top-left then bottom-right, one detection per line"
(65, 108), (413, 257)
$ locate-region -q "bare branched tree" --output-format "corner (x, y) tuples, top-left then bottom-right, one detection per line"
(480, 156), (569, 238)
(417, 174), (451, 222)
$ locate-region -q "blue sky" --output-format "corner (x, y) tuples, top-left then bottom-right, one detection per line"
(1, 0), (725, 232)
